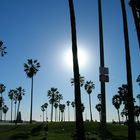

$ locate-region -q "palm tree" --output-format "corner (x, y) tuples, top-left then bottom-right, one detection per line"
(71, 101), (75, 121)
(81, 103), (85, 113)
(41, 105), (45, 122)
(13, 90), (18, 121)
(16, 87), (25, 123)
(2, 105), (8, 121)
(97, 93), (101, 102)
(136, 94), (140, 106)
(59, 104), (65, 122)
(71, 74), (85, 87)
(112, 95), (122, 124)
(129, 0), (140, 49)
(43, 103), (48, 122)
(136, 75), (140, 85)
(58, 94), (63, 122)
(0, 97), (4, 121)
(0, 41), (7, 57)
(134, 105), (140, 122)
(84, 81), (95, 121)
(24, 59), (40, 124)
(47, 87), (59, 122)
(0, 83), (6, 121)
(95, 103), (102, 122)
(66, 101), (71, 121)
(8, 89), (15, 122)
(54, 102), (58, 122)
(68, 0), (85, 139)
(120, 0), (136, 139)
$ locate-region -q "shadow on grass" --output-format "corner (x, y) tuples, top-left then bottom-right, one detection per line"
(10, 132), (29, 140)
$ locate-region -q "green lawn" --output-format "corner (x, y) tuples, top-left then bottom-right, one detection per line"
(0, 122), (140, 140)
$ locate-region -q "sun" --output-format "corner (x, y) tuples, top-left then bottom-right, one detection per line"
(64, 47), (88, 69)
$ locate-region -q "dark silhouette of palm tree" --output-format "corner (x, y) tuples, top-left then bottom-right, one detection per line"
(47, 87), (59, 122)
(54, 102), (58, 122)
(97, 93), (101, 102)
(41, 104), (45, 122)
(43, 103), (48, 122)
(8, 89), (15, 122)
(24, 59), (40, 124)
(16, 87), (25, 124)
(71, 101), (75, 121)
(2, 105), (8, 121)
(0, 41), (7, 57)
(95, 103), (102, 122)
(0, 83), (6, 121)
(68, 0), (85, 139)
(136, 75), (140, 85)
(129, 0), (140, 49)
(81, 103), (85, 113)
(136, 94), (140, 106)
(84, 81), (95, 121)
(134, 105), (140, 122)
(120, 0), (136, 139)
(13, 90), (18, 121)
(58, 94), (63, 122)
(112, 95), (122, 124)
(59, 104), (65, 122)
(66, 101), (71, 121)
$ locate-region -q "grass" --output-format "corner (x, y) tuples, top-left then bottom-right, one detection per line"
(0, 122), (140, 140)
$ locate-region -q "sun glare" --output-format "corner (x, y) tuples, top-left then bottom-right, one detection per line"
(64, 47), (88, 69)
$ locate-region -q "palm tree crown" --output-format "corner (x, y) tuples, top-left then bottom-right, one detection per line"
(0, 41), (7, 57)
(24, 59), (40, 78)
(84, 81), (95, 94)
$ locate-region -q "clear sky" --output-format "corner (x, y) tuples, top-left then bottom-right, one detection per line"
(0, 0), (140, 122)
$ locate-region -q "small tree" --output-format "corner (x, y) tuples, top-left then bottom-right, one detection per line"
(112, 94), (122, 124)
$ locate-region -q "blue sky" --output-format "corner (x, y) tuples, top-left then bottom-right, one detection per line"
(0, 0), (140, 122)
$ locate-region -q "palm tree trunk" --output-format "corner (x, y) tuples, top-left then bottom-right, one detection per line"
(89, 94), (93, 121)
(30, 76), (33, 124)
(98, 0), (107, 139)
(16, 101), (21, 124)
(43, 111), (44, 122)
(51, 103), (53, 122)
(46, 109), (47, 122)
(129, 0), (140, 49)
(14, 103), (17, 121)
(11, 99), (13, 122)
(120, 0), (136, 139)
(68, 106), (70, 121)
(117, 109), (120, 124)
(68, 0), (85, 139)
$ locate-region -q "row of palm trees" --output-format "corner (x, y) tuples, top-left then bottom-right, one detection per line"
(0, 84), (25, 123)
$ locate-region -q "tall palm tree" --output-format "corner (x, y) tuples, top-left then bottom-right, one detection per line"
(24, 59), (40, 124)
(54, 102), (58, 122)
(136, 94), (140, 106)
(43, 103), (48, 122)
(84, 81), (95, 121)
(47, 87), (59, 122)
(134, 105), (140, 122)
(59, 104), (65, 122)
(0, 83), (6, 121)
(2, 105), (8, 121)
(68, 0), (85, 139)
(129, 0), (140, 49)
(8, 89), (15, 122)
(0, 97), (4, 121)
(0, 41), (7, 57)
(58, 94), (63, 122)
(120, 1), (136, 139)
(71, 101), (75, 121)
(112, 95), (122, 124)
(66, 101), (71, 121)
(16, 87), (25, 123)
(41, 105), (45, 122)
(13, 90), (18, 121)
(95, 103), (102, 122)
